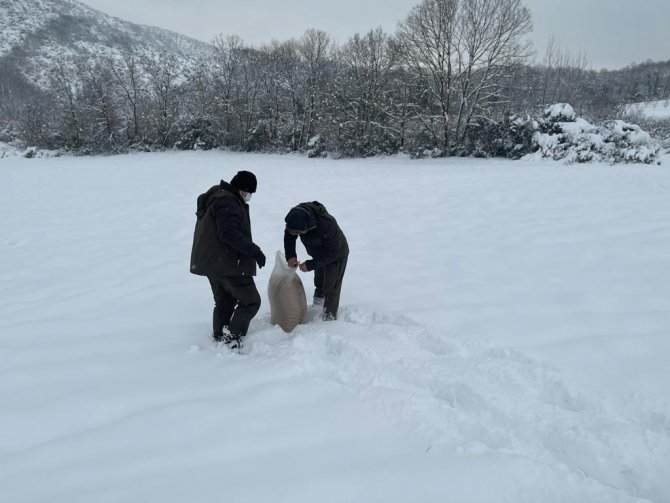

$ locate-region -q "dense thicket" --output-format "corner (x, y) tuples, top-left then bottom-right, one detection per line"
(1, 0), (668, 157)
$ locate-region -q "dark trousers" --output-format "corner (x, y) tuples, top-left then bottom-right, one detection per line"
(313, 257), (348, 320)
(208, 275), (261, 338)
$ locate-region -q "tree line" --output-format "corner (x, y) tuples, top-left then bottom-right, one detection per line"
(1, 0), (668, 157)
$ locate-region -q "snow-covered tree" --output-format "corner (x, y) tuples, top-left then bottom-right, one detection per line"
(335, 28), (401, 155)
(396, 0), (532, 154)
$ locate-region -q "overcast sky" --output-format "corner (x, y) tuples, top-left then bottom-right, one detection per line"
(82, 0), (670, 69)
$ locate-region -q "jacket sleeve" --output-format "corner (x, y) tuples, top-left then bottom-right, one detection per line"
(305, 218), (341, 271)
(284, 229), (298, 259)
(213, 199), (260, 258)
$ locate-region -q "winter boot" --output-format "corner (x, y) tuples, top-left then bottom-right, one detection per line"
(222, 331), (243, 351)
(212, 324), (231, 343)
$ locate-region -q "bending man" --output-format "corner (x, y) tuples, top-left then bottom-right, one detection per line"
(284, 201), (349, 320)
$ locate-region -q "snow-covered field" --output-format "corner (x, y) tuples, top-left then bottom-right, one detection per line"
(625, 99), (670, 119)
(1, 151), (669, 502)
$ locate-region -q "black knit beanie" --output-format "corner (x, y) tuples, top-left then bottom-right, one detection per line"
(285, 207), (316, 231)
(230, 171), (257, 193)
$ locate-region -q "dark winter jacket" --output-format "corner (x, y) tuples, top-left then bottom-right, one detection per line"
(284, 202), (349, 271)
(190, 181), (262, 277)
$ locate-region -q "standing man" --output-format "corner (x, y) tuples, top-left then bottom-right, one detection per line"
(284, 201), (348, 321)
(190, 171), (266, 349)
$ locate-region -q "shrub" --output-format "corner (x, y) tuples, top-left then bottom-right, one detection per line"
(174, 118), (219, 150)
(532, 103), (661, 164)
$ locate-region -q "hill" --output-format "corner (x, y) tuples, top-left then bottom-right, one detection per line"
(0, 0), (211, 119)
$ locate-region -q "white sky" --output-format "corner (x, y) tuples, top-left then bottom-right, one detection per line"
(81, 0), (670, 69)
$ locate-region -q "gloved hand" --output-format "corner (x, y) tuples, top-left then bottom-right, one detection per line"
(255, 250), (266, 268)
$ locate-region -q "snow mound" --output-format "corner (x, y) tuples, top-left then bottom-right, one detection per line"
(544, 103), (577, 122)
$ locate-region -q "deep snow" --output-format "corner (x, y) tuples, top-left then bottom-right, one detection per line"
(1, 151), (669, 502)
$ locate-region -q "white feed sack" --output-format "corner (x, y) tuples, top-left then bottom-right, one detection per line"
(267, 251), (307, 332)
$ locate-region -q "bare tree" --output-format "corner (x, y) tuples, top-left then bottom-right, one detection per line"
(397, 0), (532, 151)
(273, 39), (302, 149)
(109, 52), (145, 143)
(50, 58), (83, 149)
(211, 34), (244, 141)
(254, 41), (296, 148)
(80, 57), (120, 149)
(540, 36), (588, 109)
(454, 0), (532, 143)
(183, 57), (214, 121)
(336, 28), (400, 153)
(235, 47), (264, 148)
(397, 0), (460, 149)
(297, 29), (332, 150)
(143, 53), (184, 147)
(18, 103), (48, 147)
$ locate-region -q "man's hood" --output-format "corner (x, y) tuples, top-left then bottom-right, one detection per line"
(195, 181), (242, 218)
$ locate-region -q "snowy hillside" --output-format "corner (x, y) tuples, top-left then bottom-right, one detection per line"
(0, 0), (211, 88)
(1, 151), (669, 502)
